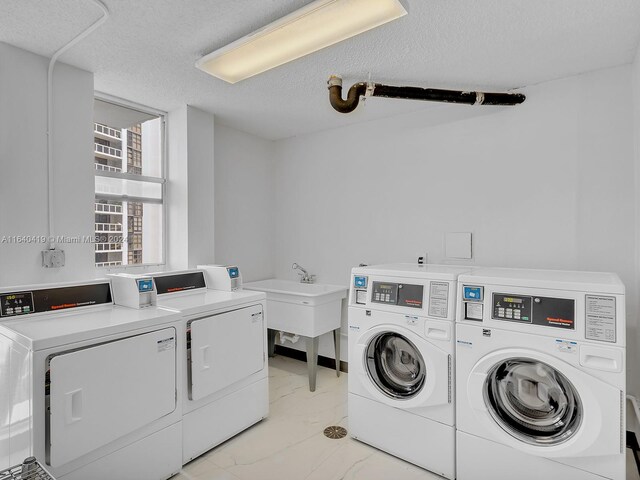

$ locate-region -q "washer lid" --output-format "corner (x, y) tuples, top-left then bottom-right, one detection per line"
(0, 305), (180, 350)
(156, 289), (265, 316)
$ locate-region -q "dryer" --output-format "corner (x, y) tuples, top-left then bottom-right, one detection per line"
(348, 263), (471, 479)
(130, 269), (269, 464)
(456, 267), (626, 480)
(0, 279), (183, 480)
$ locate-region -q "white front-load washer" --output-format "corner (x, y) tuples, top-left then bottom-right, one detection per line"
(456, 267), (626, 480)
(348, 263), (471, 479)
(148, 269), (269, 464)
(0, 279), (183, 480)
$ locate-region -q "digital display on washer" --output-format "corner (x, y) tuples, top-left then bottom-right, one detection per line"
(503, 297), (524, 304)
(371, 282), (423, 308)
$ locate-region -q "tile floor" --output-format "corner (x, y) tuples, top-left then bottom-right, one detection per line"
(173, 355), (640, 480)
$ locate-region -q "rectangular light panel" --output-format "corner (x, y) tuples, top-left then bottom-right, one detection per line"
(196, 0), (407, 84)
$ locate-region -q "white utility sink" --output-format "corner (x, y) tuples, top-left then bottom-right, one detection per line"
(244, 279), (348, 391)
(244, 279), (347, 337)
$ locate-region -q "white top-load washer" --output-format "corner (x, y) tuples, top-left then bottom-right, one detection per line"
(348, 263), (472, 479)
(456, 267), (626, 480)
(111, 268), (269, 464)
(0, 279), (183, 480)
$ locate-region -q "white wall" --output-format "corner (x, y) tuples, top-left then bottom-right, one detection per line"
(213, 122), (275, 282)
(167, 106), (189, 270)
(272, 66), (638, 391)
(187, 107), (215, 268)
(0, 43), (95, 286)
(166, 105), (216, 270)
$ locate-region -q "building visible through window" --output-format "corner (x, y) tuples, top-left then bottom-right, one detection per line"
(93, 99), (164, 268)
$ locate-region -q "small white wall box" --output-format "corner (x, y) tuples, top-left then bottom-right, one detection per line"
(198, 265), (243, 291)
(445, 232), (472, 259)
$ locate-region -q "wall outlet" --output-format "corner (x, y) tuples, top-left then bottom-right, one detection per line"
(42, 248), (65, 268)
(418, 253), (428, 265)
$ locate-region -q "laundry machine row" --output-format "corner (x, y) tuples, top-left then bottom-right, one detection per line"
(347, 264), (626, 480)
(0, 265), (269, 480)
(109, 266), (269, 465)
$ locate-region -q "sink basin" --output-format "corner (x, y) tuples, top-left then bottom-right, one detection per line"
(244, 278), (347, 391)
(244, 279), (347, 337)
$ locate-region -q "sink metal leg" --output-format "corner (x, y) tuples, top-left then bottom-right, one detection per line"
(333, 328), (341, 377)
(267, 329), (276, 357)
(306, 336), (319, 392)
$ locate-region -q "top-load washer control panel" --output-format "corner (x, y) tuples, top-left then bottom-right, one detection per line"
(0, 283), (113, 318)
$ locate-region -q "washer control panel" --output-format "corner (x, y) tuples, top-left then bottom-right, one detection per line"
(492, 293), (532, 322)
(371, 282), (423, 309)
(492, 292), (575, 330)
(372, 282), (398, 304)
(0, 283), (113, 318)
(0, 292), (34, 317)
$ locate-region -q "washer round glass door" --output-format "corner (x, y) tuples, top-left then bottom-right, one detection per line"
(484, 358), (582, 446)
(365, 332), (426, 399)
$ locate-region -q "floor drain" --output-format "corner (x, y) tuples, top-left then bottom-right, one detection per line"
(323, 426), (347, 439)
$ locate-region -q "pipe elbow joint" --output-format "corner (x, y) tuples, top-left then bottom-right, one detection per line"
(328, 76), (367, 114)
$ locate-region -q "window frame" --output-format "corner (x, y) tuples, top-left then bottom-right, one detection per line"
(94, 92), (167, 271)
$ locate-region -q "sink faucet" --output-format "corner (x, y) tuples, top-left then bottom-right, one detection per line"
(292, 263), (315, 284)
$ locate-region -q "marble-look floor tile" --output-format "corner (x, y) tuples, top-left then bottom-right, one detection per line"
(173, 455), (242, 480)
(173, 355), (640, 480)
(174, 355), (444, 480)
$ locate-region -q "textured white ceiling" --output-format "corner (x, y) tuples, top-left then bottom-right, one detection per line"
(1, 0), (640, 140)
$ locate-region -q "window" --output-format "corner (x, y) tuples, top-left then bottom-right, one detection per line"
(93, 97), (165, 268)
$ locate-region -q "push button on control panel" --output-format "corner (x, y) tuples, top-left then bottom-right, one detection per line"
(371, 282), (398, 305)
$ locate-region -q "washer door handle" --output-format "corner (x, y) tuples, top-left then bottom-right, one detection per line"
(65, 389), (83, 424)
(467, 372), (488, 412)
(199, 345), (211, 371)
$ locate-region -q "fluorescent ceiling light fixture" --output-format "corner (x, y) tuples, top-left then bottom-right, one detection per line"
(196, 0), (407, 84)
